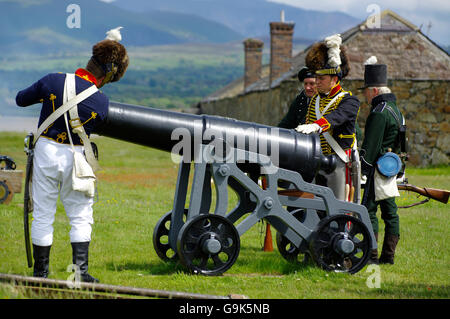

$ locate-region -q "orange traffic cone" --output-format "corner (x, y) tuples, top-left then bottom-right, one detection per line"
(263, 222), (274, 252)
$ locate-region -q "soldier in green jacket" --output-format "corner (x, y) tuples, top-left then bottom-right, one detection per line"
(360, 61), (405, 265)
(278, 67), (316, 129)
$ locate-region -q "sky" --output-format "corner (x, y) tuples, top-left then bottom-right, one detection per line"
(268, 0), (450, 45)
(99, 0), (449, 46)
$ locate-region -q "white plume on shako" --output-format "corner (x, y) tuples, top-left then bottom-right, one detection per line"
(106, 26), (123, 42)
(365, 55), (378, 65)
(324, 33), (342, 67)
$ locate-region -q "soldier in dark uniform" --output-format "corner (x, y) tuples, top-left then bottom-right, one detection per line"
(360, 61), (404, 265)
(278, 67), (316, 129)
(16, 30), (129, 281)
(296, 34), (360, 201)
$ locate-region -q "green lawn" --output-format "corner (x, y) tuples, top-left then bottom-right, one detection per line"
(0, 132), (449, 299)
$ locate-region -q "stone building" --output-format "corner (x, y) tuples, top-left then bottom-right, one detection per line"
(199, 10), (450, 166)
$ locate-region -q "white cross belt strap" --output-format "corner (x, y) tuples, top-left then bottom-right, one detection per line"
(35, 73), (100, 172)
(35, 79), (98, 144)
(315, 92), (350, 163)
(64, 74), (100, 172)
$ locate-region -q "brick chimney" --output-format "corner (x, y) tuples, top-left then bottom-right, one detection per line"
(269, 12), (295, 85)
(243, 38), (264, 90)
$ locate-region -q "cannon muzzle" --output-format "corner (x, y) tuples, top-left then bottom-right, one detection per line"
(98, 102), (336, 182)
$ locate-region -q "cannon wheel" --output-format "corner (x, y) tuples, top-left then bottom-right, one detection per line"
(152, 209), (187, 262)
(0, 180), (14, 205)
(309, 214), (372, 274)
(276, 208), (322, 263)
(275, 209), (309, 263)
(177, 214), (240, 276)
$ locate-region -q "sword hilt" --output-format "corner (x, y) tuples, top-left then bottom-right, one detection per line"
(24, 132), (35, 155)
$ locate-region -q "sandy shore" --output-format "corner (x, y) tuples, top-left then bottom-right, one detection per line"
(0, 117), (39, 132)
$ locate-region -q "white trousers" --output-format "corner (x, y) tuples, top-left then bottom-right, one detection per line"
(31, 138), (94, 246)
(316, 157), (347, 201)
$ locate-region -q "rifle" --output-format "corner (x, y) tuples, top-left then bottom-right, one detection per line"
(397, 183), (449, 206)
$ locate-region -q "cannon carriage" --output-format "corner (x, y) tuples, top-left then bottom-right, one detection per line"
(98, 102), (377, 275)
(0, 156), (22, 205)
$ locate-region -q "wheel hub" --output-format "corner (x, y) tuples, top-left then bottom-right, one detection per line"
(333, 233), (355, 255)
(202, 234), (222, 254)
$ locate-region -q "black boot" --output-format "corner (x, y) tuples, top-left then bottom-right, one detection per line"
(33, 244), (51, 278)
(71, 242), (99, 283)
(379, 233), (399, 265)
(367, 233), (379, 265)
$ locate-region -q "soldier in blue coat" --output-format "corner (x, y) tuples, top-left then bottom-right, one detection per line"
(278, 67), (316, 129)
(296, 34), (360, 202)
(16, 31), (129, 282)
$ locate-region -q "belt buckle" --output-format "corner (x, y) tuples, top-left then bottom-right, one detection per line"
(69, 118), (82, 129)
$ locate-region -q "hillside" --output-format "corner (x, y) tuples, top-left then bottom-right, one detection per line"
(1, 0), (361, 117)
(0, 0), (243, 55)
(112, 0), (360, 40)
(0, 43), (248, 117)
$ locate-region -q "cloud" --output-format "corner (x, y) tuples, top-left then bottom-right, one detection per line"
(268, 0), (450, 45)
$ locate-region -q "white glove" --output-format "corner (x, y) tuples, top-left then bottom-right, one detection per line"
(295, 123), (321, 134)
(361, 175), (367, 185)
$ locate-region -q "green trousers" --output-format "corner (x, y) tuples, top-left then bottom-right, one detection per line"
(363, 180), (400, 236)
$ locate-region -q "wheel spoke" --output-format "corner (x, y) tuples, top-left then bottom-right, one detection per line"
(212, 254), (225, 268)
(349, 253), (363, 265)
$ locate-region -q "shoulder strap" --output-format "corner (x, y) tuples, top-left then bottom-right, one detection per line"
(383, 103), (407, 153)
(315, 92), (350, 163)
(384, 103), (405, 127)
(65, 74), (100, 172)
(35, 75), (98, 144)
(372, 102), (386, 113)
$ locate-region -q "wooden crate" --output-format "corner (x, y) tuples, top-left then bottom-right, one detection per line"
(0, 170), (23, 193)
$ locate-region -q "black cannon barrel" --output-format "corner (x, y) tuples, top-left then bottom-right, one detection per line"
(98, 102), (336, 182)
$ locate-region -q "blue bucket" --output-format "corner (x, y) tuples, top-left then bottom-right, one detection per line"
(376, 152), (402, 177)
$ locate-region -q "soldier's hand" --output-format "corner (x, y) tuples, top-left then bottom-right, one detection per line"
(295, 123), (321, 134)
(361, 175), (367, 185)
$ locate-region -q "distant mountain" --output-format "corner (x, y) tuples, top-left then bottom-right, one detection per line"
(0, 0), (243, 55)
(112, 0), (360, 40)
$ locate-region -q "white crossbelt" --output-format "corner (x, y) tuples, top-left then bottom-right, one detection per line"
(315, 92), (350, 163)
(64, 74), (100, 172)
(35, 81), (98, 143)
(34, 74), (100, 171)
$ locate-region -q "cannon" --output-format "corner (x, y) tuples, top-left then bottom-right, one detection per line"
(98, 102), (377, 275)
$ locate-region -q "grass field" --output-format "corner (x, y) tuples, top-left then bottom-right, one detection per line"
(0, 132), (449, 299)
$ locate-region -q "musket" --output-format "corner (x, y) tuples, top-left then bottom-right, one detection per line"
(397, 183), (449, 205)
(23, 132), (34, 268)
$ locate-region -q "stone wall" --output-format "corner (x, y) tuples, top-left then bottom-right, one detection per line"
(200, 79), (450, 167)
